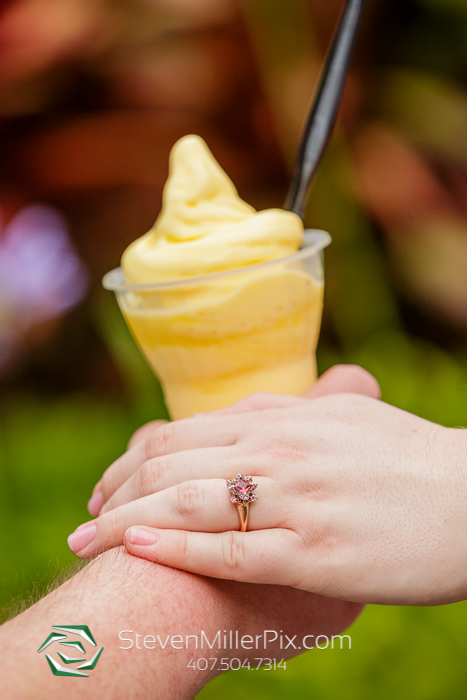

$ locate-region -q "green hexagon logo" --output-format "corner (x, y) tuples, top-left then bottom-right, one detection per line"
(37, 625), (104, 677)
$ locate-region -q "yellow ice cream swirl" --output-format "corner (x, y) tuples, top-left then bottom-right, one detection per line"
(122, 135), (304, 284)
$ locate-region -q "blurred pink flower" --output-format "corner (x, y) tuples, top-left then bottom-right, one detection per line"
(0, 203), (89, 368)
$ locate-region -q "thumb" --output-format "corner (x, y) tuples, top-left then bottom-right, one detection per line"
(207, 364), (380, 416)
(304, 364), (380, 400)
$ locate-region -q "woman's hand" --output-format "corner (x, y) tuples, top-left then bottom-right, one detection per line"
(86, 364), (380, 515)
(68, 385), (467, 606)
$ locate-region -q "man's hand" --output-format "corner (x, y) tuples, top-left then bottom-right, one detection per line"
(1, 547), (361, 699)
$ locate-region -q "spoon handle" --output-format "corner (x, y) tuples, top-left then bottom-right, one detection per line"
(284, 0), (367, 218)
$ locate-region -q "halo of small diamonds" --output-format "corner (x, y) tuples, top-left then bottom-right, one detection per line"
(226, 474), (258, 505)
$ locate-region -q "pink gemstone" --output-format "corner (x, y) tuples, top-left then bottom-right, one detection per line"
(235, 478), (250, 496)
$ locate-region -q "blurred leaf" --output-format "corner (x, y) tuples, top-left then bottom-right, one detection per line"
(352, 331), (467, 427)
(380, 70), (467, 166)
(309, 140), (401, 348)
(419, 0), (467, 12)
(388, 217), (467, 328)
(239, 0), (320, 157)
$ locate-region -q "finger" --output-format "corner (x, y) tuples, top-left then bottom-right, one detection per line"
(88, 420), (169, 514)
(101, 446), (244, 513)
(124, 526), (300, 586)
(127, 420), (168, 450)
(304, 364), (381, 400)
(98, 416), (242, 507)
(97, 439), (148, 507)
(207, 391), (307, 416)
(93, 365), (380, 515)
(69, 477), (273, 557)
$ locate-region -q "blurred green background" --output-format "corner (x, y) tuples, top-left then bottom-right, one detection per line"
(2, 0), (467, 697)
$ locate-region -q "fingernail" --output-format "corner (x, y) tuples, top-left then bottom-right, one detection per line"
(128, 528), (159, 546)
(87, 491), (103, 516)
(67, 524), (96, 554)
(75, 520), (95, 531)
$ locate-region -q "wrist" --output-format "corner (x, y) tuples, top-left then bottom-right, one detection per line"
(1, 546), (363, 698)
(0, 548), (237, 699)
(431, 426), (467, 604)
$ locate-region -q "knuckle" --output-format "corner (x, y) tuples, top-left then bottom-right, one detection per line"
(128, 420), (168, 450)
(145, 422), (175, 459)
(176, 530), (189, 560)
(221, 531), (246, 574)
(107, 508), (121, 539)
(173, 480), (202, 517)
(301, 523), (340, 558)
(135, 460), (163, 498)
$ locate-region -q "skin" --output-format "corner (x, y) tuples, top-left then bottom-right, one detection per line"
(1, 365), (373, 699)
(71, 365), (465, 608)
(0, 546), (361, 699)
(121, 395), (467, 606)
(69, 364), (467, 606)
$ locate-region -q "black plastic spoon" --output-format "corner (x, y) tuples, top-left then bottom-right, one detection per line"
(284, 0), (367, 219)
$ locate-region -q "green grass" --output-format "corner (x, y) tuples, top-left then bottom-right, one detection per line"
(197, 601), (467, 700)
(2, 311), (467, 698)
(0, 299), (168, 611)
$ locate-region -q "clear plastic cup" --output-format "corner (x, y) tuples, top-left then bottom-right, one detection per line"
(103, 229), (331, 419)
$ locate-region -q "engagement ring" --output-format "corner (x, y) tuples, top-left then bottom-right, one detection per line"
(227, 474), (258, 532)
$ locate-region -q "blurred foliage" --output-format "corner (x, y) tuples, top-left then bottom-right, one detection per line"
(197, 601), (467, 700)
(0, 298), (167, 611)
(2, 0), (467, 698)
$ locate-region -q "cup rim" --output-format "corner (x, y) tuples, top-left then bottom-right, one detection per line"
(102, 228), (331, 293)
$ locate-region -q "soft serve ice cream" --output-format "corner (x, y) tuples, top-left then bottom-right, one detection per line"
(122, 135), (304, 281)
(118, 135), (325, 418)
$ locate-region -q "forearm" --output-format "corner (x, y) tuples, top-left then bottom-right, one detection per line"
(0, 546), (361, 699)
(0, 548), (233, 700)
